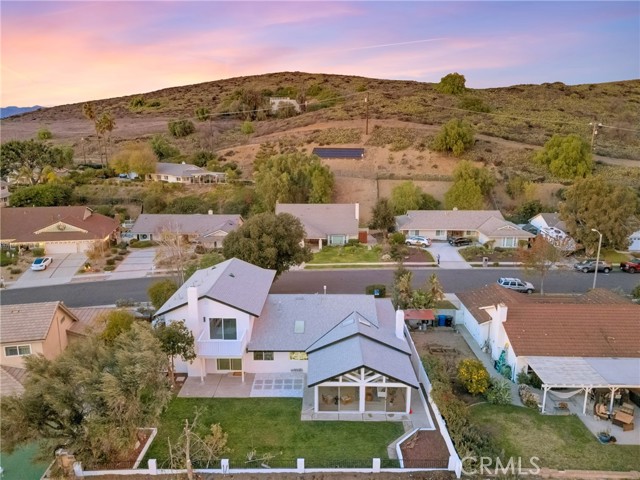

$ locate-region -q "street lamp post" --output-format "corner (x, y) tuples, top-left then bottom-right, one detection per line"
(591, 228), (603, 289)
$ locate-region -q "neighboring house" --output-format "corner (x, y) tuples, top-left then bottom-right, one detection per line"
(129, 213), (243, 248)
(0, 302), (110, 396)
(456, 285), (640, 413)
(396, 210), (534, 248)
(154, 258), (419, 416)
(529, 213), (567, 233)
(0, 180), (10, 207)
(275, 203), (361, 249)
(0, 206), (120, 254)
(147, 162), (226, 184)
(269, 97), (301, 113)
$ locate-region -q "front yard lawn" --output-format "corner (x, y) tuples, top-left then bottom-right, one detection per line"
(308, 244), (383, 264)
(145, 398), (403, 467)
(470, 404), (640, 471)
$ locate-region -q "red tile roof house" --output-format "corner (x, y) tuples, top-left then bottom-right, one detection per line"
(0, 206), (120, 254)
(456, 285), (640, 417)
(396, 210), (534, 248)
(275, 203), (361, 250)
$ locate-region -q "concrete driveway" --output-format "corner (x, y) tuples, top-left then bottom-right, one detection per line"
(12, 253), (87, 288)
(429, 242), (472, 269)
(109, 248), (157, 280)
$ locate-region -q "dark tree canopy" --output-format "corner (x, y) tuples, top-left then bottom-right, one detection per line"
(436, 72), (467, 95)
(559, 176), (639, 251)
(534, 134), (593, 179)
(253, 152), (334, 211)
(222, 212), (311, 276)
(9, 183), (74, 207)
(390, 181), (441, 215)
(0, 140), (71, 185)
(432, 119), (475, 156)
(369, 198), (396, 234)
(148, 279), (179, 309)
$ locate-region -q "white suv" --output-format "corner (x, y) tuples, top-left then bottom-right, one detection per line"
(497, 277), (535, 294)
(405, 235), (431, 247)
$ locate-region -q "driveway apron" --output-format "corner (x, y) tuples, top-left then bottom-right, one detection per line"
(109, 248), (156, 280)
(429, 242), (472, 269)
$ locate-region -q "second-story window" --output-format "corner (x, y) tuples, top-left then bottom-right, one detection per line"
(209, 318), (237, 340)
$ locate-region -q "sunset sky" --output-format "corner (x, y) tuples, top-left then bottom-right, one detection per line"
(1, 1), (638, 107)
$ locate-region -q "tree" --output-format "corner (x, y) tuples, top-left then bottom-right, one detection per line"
(100, 309), (136, 343)
(169, 119), (196, 138)
(457, 359), (490, 395)
(392, 268), (414, 310)
(369, 198), (396, 235)
(150, 134), (180, 160)
(222, 212), (311, 276)
(559, 176), (639, 251)
(452, 160), (495, 195)
(444, 178), (485, 210)
(432, 119), (475, 156)
(148, 279), (179, 309)
(390, 181), (441, 214)
(96, 112), (116, 163)
(9, 183), (73, 207)
(0, 323), (171, 465)
(154, 223), (192, 285)
(436, 72), (467, 95)
(110, 142), (157, 176)
(0, 140), (67, 185)
(195, 107), (210, 122)
(534, 134), (593, 179)
(154, 320), (196, 388)
(517, 235), (561, 295)
(253, 152), (334, 211)
(166, 195), (214, 214)
(510, 199), (545, 224)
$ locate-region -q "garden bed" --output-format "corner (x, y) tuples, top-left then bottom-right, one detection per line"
(399, 429), (450, 468)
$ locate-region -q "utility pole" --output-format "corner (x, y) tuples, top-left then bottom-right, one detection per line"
(365, 93), (369, 135)
(589, 121), (602, 151)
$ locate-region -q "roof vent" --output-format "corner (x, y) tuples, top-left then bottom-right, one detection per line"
(294, 320), (305, 334)
(229, 273), (235, 278)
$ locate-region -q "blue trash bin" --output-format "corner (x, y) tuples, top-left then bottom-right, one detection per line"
(437, 314), (446, 327)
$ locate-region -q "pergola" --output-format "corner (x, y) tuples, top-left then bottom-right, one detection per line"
(527, 356), (640, 414)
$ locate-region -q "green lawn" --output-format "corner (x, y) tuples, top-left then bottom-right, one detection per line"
(308, 245), (383, 264)
(145, 398), (403, 466)
(470, 404), (640, 471)
(601, 249), (637, 264)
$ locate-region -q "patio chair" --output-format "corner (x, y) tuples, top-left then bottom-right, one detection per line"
(340, 395), (354, 405)
(321, 394), (333, 405)
(595, 403), (609, 420)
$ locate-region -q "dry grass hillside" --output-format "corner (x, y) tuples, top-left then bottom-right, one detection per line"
(1, 72), (639, 222)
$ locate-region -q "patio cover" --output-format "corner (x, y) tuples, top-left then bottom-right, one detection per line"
(527, 356), (640, 388)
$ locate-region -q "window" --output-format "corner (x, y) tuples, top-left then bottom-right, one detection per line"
(5, 345), (31, 357)
(209, 318), (237, 340)
(410, 230), (420, 236)
(329, 234), (346, 246)
(253, 351), (274, 361)
(289, 352), (308, 360)
(435, 230), (444, 237)
(216, 358), (242, 370)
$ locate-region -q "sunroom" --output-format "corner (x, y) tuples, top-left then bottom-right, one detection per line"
(306, 322), (419, 415)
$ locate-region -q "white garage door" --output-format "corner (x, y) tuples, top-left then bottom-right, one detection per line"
(45, 242), (78, 254)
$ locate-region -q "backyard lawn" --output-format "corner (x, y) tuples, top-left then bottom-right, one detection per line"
(308, 245), (383, 264)
(145, 398), (404, 468)
(470, 404), (640, 471)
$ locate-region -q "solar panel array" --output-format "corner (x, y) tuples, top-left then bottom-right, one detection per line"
(312, 148), (365, 159)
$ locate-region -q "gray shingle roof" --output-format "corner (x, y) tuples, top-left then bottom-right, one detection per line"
(0, 302), (77, 344)
(307, 336), (418, 388)
(248, 294), (379, 351)
(275, 204), (359, 239)
(130, 214), (242, 236)
(155, 162), (209, 177)
(155, 258), (276, 317)
(396, 210), (505, 231)
(477, 217), (535, 238)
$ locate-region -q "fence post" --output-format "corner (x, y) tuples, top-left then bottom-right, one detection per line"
(148, 459), (157, 475)
(73, 462), (84, 478)
(221, 458), (229, 474)
(297, 458), (305, 473)
(372, 458), (381, 473)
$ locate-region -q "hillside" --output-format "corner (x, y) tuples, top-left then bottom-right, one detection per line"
(1, 72), (639, 223)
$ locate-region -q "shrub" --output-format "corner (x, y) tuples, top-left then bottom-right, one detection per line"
(106, 258), (116, 266)
(432, 119), (474, 156)
(32, 248), (45, 257)
(458, 96), (490, 113)
(518, 384), (540, 409)
(129, 240), (154, 248)
(130, 96), (146, 108)
(168, 119), (195, 138)
(365, 284), (386, 298)
(115, 298), (137, 307)
(118, 249), (128, 255)
(485, 378), (512, 405)
(389, 232), (406, 245)
(631, 283), (640, 300)
(240, 121), (254, 135)
(436, 72), (466, 95)
(37, 127), (52, 140)
(9, 267), (22, 275)
(457, 358), (490, 395)
(114, 255), (124, 261)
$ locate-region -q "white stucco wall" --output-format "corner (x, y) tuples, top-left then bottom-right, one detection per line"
(242, 351), (308, 374)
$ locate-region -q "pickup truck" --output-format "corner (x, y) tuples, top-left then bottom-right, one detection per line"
(620, 258), (640, 273)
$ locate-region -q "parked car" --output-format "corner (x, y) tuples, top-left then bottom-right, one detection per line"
(620, 258), (640, 273)
(497, 277), (535, 294)
(31, 257), (52, 271)
(405, 235), (431, 247)
(573, 259), (612, 273)
(448, 237), (473, 246)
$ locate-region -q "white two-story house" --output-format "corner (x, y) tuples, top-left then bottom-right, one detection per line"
(154, 258), (419, 416)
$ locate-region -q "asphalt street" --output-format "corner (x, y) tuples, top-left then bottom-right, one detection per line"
(1, 267), (637, 307)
